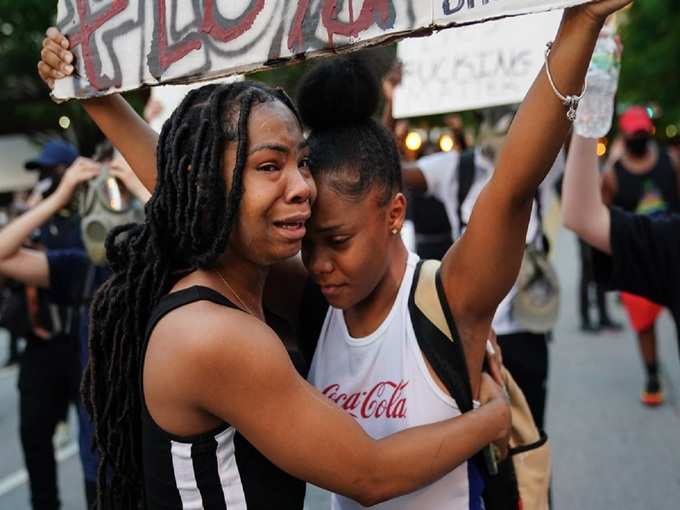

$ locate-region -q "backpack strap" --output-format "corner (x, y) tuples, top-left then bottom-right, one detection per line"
(456, 149), (476, 237)
(409, 259), (499, 495)
(408, 259), (473, 412)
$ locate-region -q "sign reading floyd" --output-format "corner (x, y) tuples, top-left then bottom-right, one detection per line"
(53, 0), (592, 101)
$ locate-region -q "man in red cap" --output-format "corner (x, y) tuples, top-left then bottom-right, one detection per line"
(601, 106), (680, 406)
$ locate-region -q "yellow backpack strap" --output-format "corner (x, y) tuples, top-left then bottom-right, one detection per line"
(408, 259), (473, 413)
(414, 260), (452, 340)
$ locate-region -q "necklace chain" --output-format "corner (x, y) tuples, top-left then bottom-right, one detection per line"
(214, 268), (256, 316)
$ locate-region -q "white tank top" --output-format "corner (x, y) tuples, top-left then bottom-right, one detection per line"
(308, 252), (479, 510)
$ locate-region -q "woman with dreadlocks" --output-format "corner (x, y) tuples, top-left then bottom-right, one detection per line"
(40, 29), (512, 510)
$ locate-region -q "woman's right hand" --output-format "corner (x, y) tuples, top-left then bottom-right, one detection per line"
(37, 27), (74, 90)
(479, 373), (511, 443)
(568, 0), (634, 26)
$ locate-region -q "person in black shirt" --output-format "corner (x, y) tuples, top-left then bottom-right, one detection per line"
(592, 208), (680, 336)
(598, 107), (680, 405)
(562, 132), (680, 371)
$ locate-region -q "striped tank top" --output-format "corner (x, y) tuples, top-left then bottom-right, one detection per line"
(141, 286), (305, 509)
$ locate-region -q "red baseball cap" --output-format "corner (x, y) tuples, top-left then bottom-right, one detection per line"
(619, 106), (654, 135)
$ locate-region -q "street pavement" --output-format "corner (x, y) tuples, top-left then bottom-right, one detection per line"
(0, 226), (678, 509)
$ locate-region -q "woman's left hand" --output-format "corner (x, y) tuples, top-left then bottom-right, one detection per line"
(569, 0), (634, 24)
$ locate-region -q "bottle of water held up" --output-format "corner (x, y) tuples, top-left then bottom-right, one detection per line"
(574, 24), (621, 138)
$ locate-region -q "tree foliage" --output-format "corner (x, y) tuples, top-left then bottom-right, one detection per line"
(619, 0), (680, 131)
(0, 0), (145, 154)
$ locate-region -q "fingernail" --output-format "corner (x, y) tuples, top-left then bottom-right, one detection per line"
(56, 72), (65, 79)
(62, 39), (69, 48)
(65, 64), (74, 73)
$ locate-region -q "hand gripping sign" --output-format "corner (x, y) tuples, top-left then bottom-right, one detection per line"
(52, 0), (593, 101)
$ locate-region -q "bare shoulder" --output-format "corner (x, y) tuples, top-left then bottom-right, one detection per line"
(148, 299), (280, 369)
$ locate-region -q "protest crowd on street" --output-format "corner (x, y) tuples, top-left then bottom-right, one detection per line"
(1, 1), (679, 509)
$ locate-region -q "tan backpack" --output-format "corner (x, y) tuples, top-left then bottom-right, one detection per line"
(410, 259), (551, 510)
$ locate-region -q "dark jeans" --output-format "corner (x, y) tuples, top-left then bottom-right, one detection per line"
(85, 478), (97, 509)
(578, 239), (612, 326)
(7, 332), (20, 363)
(18, 338), (79, 510)
(498, 331), (549, 430)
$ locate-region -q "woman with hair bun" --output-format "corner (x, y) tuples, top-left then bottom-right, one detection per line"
(291, 3), (632, 508)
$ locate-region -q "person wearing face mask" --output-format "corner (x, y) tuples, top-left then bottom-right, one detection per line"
(24, 140), (84, 251)
(600, 105), (680, 406)
(401, 106), (564, 431)
(0, 149), (149, 509)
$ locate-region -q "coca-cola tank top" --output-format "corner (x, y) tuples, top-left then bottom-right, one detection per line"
(308, 252), (482, 510)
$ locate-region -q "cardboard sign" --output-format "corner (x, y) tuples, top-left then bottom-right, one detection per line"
(53, 0), (590, 101)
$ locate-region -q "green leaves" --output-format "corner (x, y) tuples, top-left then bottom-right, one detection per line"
(619, 0), (680, 133)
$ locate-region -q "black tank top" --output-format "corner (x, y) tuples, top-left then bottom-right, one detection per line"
(613, 149), (679, 215)
(141, 286), (306, 509)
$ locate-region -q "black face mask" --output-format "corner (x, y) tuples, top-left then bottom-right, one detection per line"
(625, 137), (650, 157)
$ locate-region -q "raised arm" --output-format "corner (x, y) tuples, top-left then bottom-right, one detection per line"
(439, 1), (633, 383)
(0, 158), (99, 287)
(562, 133), (612, 253)
(159, 308), (510, 506)
(39, 27), (158, 192)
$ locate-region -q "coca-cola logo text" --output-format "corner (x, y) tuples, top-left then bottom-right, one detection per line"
(323, 380), (408, 419)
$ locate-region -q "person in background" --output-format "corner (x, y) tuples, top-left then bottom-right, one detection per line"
(598, 106), (680, 406)
(577, 237), (622, 333)
(0, 192), (28, 367)
(563, 131), (680, 379)
(24, 140), (83, 250)
(405, 140), (454, 260)
(0, 149), (148, 509)
(552, 155), (621, 334)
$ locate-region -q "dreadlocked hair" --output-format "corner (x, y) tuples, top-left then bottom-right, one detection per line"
(82, 80), (300, 509)
(296, 56), (401, 206)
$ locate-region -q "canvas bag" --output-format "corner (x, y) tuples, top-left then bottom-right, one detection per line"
(409, 258), (551, 510)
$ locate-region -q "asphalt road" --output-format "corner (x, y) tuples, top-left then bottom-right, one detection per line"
(1, 227), (678, 509)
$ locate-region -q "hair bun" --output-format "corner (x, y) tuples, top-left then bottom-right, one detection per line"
(297, 56), (380, 130)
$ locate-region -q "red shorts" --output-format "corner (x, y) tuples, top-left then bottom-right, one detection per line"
(620, 292), (663, 333)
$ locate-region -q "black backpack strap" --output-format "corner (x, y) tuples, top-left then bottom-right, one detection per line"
(456, 149), (476, 237)
(298, 278), (330, 372)
(408, 259), (473, 412)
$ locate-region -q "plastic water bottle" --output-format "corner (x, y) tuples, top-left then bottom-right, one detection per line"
(574, 25), (621, 138)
